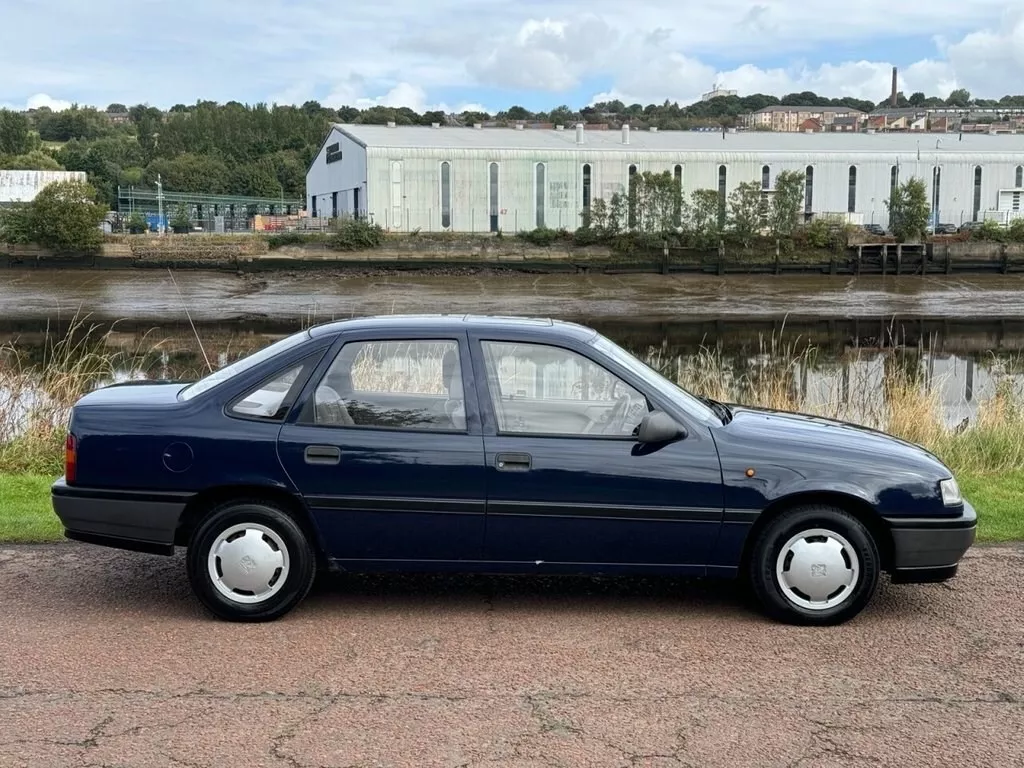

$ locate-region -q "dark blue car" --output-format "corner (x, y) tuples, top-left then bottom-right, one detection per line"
(51, 315), (976, 625)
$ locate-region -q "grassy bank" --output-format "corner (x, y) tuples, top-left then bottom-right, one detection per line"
(1, 319), (1022, 544)
(0, 475), (62, 542)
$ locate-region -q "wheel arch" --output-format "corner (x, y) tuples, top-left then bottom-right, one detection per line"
(739, 490), (894, 572)
(175, 484), (327, 568)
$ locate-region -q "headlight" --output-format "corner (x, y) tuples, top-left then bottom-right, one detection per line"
(940, 477), (962, 507)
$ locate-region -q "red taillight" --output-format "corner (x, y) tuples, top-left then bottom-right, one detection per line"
(65, 434), (77, 484)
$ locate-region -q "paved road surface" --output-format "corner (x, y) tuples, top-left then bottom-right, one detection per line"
(1, 543), (1022, 767)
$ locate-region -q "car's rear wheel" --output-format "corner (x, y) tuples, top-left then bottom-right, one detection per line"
(747, 504), (880, 626)
(186, 499), (317, 622)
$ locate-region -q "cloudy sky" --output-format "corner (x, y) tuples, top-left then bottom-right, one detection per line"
(2, 0), (1023, 113)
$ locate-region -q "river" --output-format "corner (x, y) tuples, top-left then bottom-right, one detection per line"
(2, 269), (1023, 428)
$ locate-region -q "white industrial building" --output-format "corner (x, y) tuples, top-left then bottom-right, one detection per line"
(306, 123), (1024, 233)
(0, 170), (88, 205)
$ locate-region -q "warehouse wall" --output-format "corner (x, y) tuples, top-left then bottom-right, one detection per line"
(0, 170), (88, 204)
(310, 140), (1024, 233)
(306, 128), (367, 219)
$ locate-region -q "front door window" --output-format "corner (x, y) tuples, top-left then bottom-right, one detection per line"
(480, 341), (648, 437)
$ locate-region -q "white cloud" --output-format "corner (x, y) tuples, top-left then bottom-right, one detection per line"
(1, 0), (1024, 113)
(0, 93), (73, 112)
(321, 81), (490, 117)
(25, 93), (73, 111)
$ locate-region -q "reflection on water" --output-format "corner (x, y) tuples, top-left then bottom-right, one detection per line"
(3, 316), (1022, 439)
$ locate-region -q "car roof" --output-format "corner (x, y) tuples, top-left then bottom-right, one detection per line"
(306, 314), (599, 341)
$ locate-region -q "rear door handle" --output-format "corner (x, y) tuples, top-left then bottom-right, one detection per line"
(496, 453), (532, 472)
(304, 445), (341, 465)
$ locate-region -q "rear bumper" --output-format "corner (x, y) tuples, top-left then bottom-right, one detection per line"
(885, 500), (977, 584)
(51, 477), (192, 556)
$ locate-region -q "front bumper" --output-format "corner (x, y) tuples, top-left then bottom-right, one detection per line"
(51, 476), (190, 556)
(885, 499), (977, 584)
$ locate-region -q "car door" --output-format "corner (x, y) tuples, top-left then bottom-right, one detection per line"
(470, 334), (724, 572)
(277, 331), (487, 563)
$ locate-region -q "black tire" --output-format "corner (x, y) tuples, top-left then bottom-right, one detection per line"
(747, 504), (880, 626)
(186, 499), (317, 622)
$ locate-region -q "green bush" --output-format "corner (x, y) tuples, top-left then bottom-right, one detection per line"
(126, 212), (148, 234)
(329, 218), (385, 251)
(0, 204), (35, 244)
(973, 220), (1007, 242)
(516, 227), (573, 247)
(1007, 219), (1024, 243)
(0, 180), (107, 253)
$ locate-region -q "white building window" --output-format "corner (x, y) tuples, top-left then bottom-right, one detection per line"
(440, 161), (452, 229)
(489, 163), (499, 233)
(848, 166), (857, 214)
(535, 163), (546, 229)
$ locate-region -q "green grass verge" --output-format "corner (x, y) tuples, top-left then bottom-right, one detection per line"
(0, 475), (63, 543)
(1, 471), (1020, 546)
(957, 472), (1024, 543)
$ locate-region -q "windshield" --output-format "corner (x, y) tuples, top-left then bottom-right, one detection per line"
(177, 330), (311, 401)
(590, 333), (719, 424)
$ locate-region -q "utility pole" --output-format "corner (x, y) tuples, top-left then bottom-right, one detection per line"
(157, 173), (165, 235)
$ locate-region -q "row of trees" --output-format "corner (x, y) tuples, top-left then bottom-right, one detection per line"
(0, 102), (328, 208)
(0, 86), (1018, 210)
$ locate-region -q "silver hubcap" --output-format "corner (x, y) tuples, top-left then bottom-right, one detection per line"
(775, 528), (860, 611)
(207, 523), (290, 604)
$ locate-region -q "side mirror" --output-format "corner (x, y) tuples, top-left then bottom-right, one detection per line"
(636, 410), (686, 444)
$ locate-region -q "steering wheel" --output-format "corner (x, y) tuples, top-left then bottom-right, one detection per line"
(602, 392), (632, 434)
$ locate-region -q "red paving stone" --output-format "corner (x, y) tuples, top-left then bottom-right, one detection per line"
(0, 542), (1021, 767)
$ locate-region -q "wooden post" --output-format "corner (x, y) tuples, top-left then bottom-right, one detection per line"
(881, 245), (887, 276)
(896, 244), (902, 275)
(946, 243), (952, 274)
(775, 239), (780, 275)
(718, 239), (725, 276)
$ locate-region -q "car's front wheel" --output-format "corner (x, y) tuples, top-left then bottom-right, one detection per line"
(748, 504), (880, 626)
(186, 499), (317, 622)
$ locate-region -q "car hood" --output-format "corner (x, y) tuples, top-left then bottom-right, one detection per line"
(722, 404), (952, 477)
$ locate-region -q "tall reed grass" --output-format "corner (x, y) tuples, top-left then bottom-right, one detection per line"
(2, 319), (1022, 477)
(648, 331), (1024, 474)
(0, 314), (164, 474)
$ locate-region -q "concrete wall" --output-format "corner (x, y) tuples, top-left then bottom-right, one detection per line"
(0, 170), (88, 203)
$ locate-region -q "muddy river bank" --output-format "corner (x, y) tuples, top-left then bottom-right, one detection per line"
(2, 269), (1023, 326)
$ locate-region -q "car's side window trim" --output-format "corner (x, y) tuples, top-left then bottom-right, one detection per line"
(292, 334), (477, 435)
(474, 337), (653, 441)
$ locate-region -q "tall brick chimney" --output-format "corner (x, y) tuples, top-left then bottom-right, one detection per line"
(891, 67), (898, 106)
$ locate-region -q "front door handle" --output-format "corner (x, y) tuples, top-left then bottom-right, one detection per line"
(304, 445), (341, 465)
(496, 453), (532, 472)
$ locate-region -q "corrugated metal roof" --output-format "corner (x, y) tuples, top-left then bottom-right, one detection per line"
(333, 124), (1024, 153)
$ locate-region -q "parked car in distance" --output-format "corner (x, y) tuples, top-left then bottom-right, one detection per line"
(934, 222), (959, 235)
(51, 316), (977, 625)
(862, 223), (887, 236)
